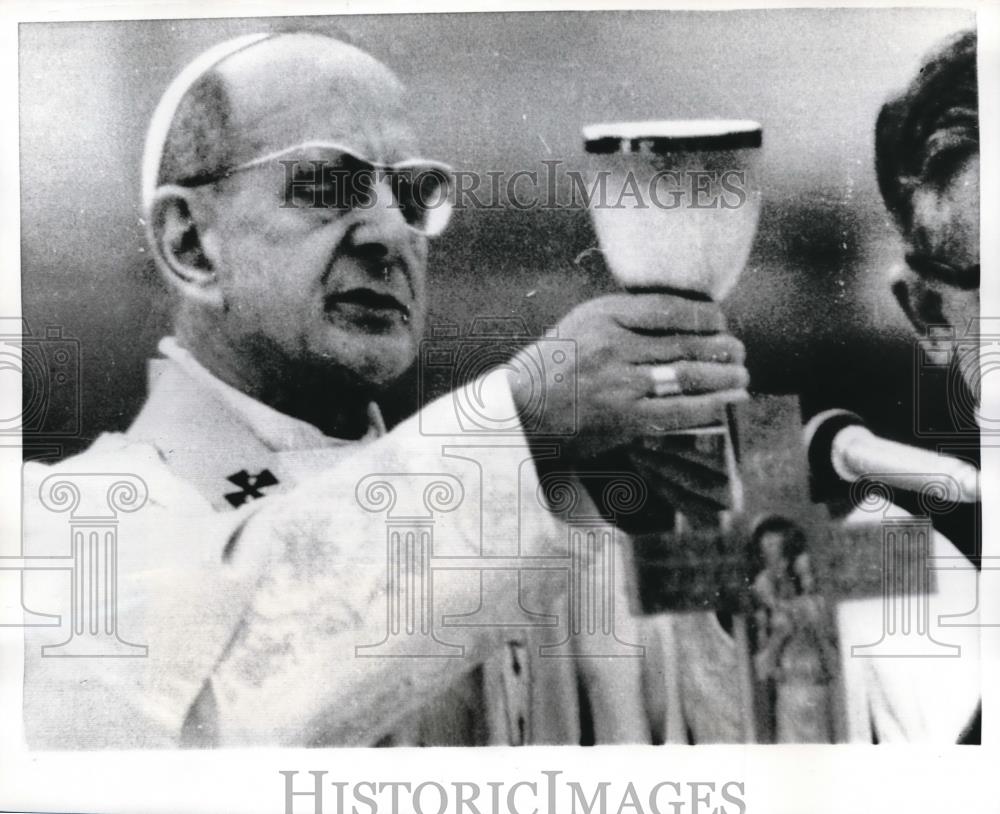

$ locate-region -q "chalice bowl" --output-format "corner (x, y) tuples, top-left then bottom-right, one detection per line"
(582, 119), (762, 299)
(582, 119), (762, 531)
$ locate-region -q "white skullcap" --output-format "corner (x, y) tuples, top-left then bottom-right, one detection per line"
(140, 32), (274, 216)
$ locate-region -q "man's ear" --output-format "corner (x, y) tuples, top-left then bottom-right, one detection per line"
(892, 273), (946, 335)
(892, 272), (953, 363)
(148, 186), (223, 308)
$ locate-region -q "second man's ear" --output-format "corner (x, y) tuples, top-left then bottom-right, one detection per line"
(892, 273), (946, 338)
(149, 187), (223, 308)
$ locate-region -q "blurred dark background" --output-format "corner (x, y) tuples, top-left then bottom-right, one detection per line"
(19, 9), (975, 460)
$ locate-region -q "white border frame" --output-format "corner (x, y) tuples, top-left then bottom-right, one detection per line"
(1, 3), (996, 813)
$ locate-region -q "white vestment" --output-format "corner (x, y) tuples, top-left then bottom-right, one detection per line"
(22, 338), (659, 747)
(21, 339), (980, 746)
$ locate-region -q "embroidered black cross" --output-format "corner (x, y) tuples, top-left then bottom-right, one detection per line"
(224, 468), (279, 508)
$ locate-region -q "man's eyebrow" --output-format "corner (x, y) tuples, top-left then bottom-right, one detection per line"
(920, 131), (977, 182)
(285, 160), (332, 179)
(281, 156), (355, 186)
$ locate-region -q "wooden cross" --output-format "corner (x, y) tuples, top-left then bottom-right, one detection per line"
(624, 395), (944, 743)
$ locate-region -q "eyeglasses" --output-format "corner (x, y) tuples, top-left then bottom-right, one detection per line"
(175, 140), (455, 237)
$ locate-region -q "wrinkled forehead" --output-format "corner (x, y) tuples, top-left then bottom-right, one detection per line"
(218, 35), (420, 165)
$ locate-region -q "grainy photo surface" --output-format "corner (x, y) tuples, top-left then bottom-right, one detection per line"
(4, 3), (987, 788)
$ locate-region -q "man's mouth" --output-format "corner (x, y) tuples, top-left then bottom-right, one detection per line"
(324, 289), (411, 324)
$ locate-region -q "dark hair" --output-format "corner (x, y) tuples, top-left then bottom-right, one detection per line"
(874, 30), (978, 232)
(158, 68), (235, 189)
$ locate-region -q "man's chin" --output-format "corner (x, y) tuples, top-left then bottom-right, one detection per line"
(312, 328), (418, 390)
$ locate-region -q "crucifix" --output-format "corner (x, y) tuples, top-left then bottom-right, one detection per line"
(623, 393), (943, 743)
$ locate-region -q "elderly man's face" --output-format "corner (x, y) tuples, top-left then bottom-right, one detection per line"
(896, 152), (980, 398)
(201, 38), (431, 390)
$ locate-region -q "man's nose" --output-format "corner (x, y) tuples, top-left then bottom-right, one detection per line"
(345, 176), (412, 261)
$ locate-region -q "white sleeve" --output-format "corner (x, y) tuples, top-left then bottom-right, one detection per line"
(20, 440), (272, 749)
(836, 503), (981, 743)
(211, 372), (568, 746)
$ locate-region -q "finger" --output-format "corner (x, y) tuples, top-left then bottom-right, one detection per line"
(640, 361), (749, 396)
(606, 294), (727, 335)
(635, 389), (749, 433)
(617, 333), (746, 365)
